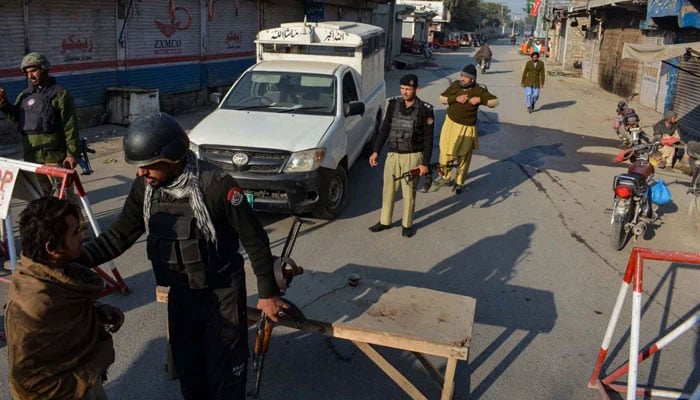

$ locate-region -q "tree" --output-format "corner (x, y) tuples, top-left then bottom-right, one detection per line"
(445, 0), (481, 31)
(480, 2), (511, 28)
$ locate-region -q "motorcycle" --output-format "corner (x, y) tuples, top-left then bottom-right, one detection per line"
(400, 38), (432, 59)
(612, 93), (639, 147)
(609, 133), (678, 250)
(477, 59), (490, 74)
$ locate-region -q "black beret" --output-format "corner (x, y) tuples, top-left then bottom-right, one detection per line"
(400, 74), (418, 87)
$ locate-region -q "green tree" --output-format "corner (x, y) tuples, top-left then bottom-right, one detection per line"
(480, 2), (511, 27)
(445, 0), (481, 30)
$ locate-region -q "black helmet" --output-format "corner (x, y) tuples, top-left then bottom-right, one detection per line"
(123, 113), (189, 167)
(623, 112), (639, 125)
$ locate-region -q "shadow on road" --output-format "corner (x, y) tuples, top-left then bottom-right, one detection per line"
(537, 100), (578, 111)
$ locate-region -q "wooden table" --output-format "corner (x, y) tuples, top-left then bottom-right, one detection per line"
(156, 270), (476, 399)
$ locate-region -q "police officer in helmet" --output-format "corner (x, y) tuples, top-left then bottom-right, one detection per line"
(0, 52), (80, 194)
(80, 113), (287, 399)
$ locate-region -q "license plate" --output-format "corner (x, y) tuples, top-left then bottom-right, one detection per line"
(245, 193), (254, 207)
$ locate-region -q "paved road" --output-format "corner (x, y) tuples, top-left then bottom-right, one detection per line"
(1, 40), (698, 399)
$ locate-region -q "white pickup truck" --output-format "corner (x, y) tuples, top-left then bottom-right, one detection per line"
(189, 21), (386, 219)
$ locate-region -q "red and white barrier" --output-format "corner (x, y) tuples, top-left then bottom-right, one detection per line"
(588, 247), (700, 400)
(0, 157), (129, 297)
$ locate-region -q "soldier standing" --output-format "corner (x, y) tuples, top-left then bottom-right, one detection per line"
(0, 52), (80, 195)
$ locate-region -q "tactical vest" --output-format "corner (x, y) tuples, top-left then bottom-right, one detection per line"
(145, 183), (243, 290)
(19, 83), (63, 135)
(388, 100), (422, 153)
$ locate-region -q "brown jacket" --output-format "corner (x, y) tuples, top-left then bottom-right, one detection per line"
(521, 60), (545, 88)
(5, 257), (114, 400)
(440, 81), (499, 126)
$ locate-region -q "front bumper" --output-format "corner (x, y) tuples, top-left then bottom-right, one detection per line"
(227, 170), (323, 214)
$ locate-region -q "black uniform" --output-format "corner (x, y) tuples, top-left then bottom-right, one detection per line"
(373, 96), (434, 162)
(80, 161), (277, 400)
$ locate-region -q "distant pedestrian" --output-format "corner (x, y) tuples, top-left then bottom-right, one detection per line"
(434, 64), (499, 194)
(0, 52), (80, 195)
(521, 52), (545, 113)
(368, 74), (434, 238)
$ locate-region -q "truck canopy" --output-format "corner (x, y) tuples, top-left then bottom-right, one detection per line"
(255, 21), (385, 100)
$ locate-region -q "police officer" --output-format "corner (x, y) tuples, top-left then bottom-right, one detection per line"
(368, 74), (434, 238)
(0, 52), (80, 195)
(79, 113), (286, 399)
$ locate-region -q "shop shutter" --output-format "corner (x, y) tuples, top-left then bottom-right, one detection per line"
(0, 2), (28, 97)
(673, 57), (700, 141)
(206, 0), (258, 87)
(26, 0), (118, 106)
(598, 26), (642, 97)
(125, 0), (201, 94)
(262, 0), (304, 30)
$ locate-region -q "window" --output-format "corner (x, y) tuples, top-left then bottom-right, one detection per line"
(342, 73), (358, 104)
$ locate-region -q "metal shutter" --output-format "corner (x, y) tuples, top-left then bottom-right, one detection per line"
(206, 0), (257, 87)
(124, 0), (202, 94)
(673, 57), (700, 141)
(25, 0), (118, 106)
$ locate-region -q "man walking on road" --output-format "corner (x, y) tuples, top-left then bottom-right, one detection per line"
(79, 113), (287, 399)
(521, 52), (545, 113)
(368, 74), (434, 238)
(435, 64), (499, 194)
(0, 52), (80, 195)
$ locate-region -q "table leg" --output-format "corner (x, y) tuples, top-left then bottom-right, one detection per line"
(352, 341), (428, 400)
(413, 352), (444, 388)
(440, 357), (458, 400)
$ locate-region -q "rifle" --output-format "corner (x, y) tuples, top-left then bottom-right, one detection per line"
(77, 138), (95, 175)
(250, 217), (311, 399)
(392, 160), (459, 183)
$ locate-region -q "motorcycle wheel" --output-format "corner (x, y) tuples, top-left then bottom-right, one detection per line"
(610, 198), (633, 250)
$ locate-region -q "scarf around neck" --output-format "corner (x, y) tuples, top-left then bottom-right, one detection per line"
(143, 151), (218, 244)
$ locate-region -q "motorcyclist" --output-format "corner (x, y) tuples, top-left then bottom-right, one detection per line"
(474, 42), (492, 71)
(510, 35), (517, 45)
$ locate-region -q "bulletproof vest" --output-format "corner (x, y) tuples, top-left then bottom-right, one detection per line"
(388, 100), (422, 153)
(19, 83), (63, 135)
(145, 191), (242, 289)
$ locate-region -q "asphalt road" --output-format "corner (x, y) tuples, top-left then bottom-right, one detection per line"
(1, 40), (698, 400)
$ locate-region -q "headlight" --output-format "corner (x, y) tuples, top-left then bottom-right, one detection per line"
(189, 141), (200, 158)
(283, 148), (325, 172)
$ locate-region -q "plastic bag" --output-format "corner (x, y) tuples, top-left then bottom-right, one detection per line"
(650, 179), (672, 205)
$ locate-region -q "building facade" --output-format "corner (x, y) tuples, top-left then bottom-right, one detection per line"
(0, 0), (383, 126)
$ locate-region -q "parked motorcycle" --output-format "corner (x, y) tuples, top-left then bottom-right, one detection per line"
(609, 134), (678, 250)
(400, 38), (432, 59)
(612, 93), (639, 147)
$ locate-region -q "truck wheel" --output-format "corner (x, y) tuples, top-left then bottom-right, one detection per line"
(313, 166), (348, 219)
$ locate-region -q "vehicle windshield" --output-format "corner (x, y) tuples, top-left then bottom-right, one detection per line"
(221, 71), (336, 115)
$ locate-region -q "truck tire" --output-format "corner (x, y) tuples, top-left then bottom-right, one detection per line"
(313, 165), (348, 219)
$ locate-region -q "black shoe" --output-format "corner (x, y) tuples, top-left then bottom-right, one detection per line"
(454, 185), (463, 195)
(528, 106), (533, 113)
(402, 226), (415, 238)
(369, 222), (390, 232)
(420, 179), (431, 193)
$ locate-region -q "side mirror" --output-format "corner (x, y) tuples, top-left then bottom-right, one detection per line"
(344, 101), (365, 117)
(208, 92), (222, 105)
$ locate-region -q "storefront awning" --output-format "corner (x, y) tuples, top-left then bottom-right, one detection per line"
(622, 42), (700, 62)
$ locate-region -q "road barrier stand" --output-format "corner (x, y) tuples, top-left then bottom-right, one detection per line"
(0, 157), (129, 297)
(588, 247), (699, 400)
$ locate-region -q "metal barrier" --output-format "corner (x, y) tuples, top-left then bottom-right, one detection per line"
(588, 247), (699, 400)
(0, 158), (129, 297)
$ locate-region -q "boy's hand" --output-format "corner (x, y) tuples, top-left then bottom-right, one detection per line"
(96, 304), (125, 333)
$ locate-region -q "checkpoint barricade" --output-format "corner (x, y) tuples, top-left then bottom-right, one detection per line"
(0, 157), (129, 297)
(588, 247), (699, 400)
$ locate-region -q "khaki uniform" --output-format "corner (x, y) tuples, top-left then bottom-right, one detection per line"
(381, 152), (423, 227)
(438, 82), (499, 186)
